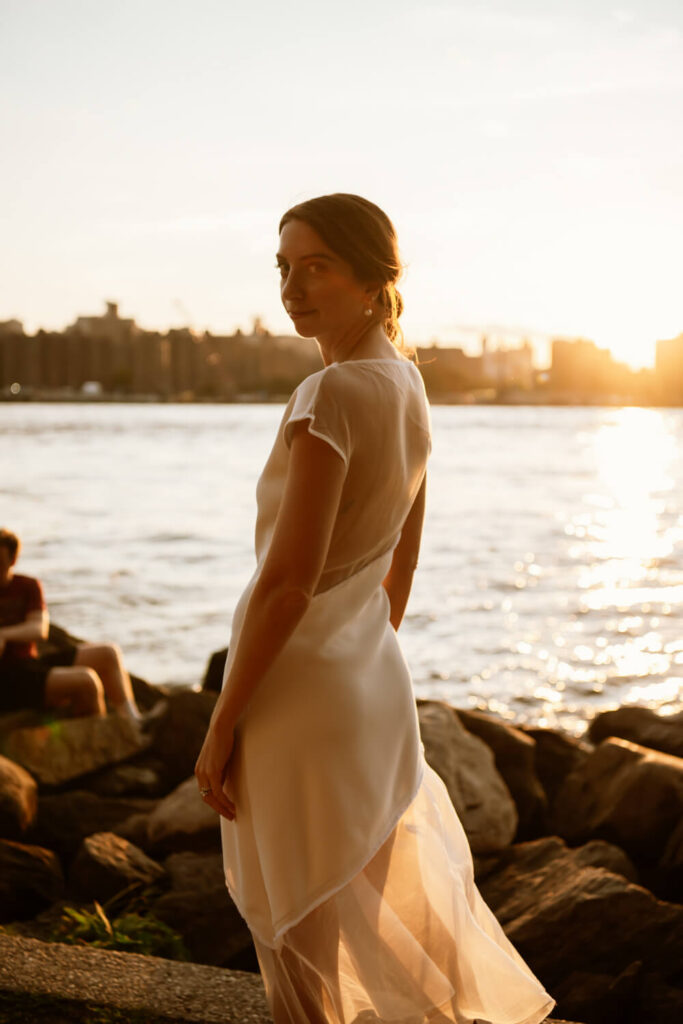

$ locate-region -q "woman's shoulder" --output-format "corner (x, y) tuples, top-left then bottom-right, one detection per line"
(290, 358), (424, 411)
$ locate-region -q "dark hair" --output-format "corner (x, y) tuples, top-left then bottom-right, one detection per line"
(279, 193), (412, 356)
(0, 528), (20, 562)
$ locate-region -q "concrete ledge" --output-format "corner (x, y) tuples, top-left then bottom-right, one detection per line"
(0, 933), (580, 1024)
(0, 934), (271, 1023)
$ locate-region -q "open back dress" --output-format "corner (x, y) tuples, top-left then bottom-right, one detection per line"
(220, 357), (556, 1024)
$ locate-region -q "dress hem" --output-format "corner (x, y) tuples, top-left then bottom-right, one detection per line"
(225, 757), (426, 949)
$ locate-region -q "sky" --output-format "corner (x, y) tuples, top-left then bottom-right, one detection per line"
(1, 0), (682, 369)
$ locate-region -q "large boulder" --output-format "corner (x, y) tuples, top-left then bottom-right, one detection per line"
(476, 837), (637, 889)
(0, 838), (64, 921)
(568, 838), (639, 884)
(417, 699), (517, 852)
(151, 851), (255, 970)
(454, 707), (548, 838)
(68, 831), (167, 902)
(654, 810), (683, 903)
(553, 737), (683, 887)
(475, 835), (683, 1022)
(588, 705), (683, 758)
(550, 961), (647, 1024)
(147, 689), (217, 789)
(28, 790), (157, 865)
(0, 753), (37, 837)
(639, 972), (683, 1024)
(119, 776), (220, 857)
(520, 725), (592, 808)
(0, 713), (150, 787)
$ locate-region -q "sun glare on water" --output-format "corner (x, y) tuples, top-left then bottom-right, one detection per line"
(568, 408), (683, 706)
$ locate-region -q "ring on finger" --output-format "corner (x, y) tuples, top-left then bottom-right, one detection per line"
(199, 786), (210, 797)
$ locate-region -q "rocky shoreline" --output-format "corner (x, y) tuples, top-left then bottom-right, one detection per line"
(1, 625), (682, 1024)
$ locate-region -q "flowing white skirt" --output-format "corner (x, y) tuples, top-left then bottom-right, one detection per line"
(220, 552), (555, 1022)
(251, 762), (556, 1024)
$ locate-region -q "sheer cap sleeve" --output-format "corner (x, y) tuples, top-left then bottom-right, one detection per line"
(283, 369), (351, 467)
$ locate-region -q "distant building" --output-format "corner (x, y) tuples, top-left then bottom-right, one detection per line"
(549, 337), (633, 397)
(66, 301), (138, 343)
(481, 337), (534, 389)
(167, 327), (203, 397)
(415, 344), (483, 394)
(0, 319), (24, 336)
(655, 333), (683, 403)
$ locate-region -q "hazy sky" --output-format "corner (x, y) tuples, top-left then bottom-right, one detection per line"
(2, 0), (681, 367)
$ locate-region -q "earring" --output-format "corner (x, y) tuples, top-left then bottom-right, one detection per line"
(364, 307), (373, 318)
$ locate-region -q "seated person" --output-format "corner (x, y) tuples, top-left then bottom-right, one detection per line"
(0, 527), (146, 721)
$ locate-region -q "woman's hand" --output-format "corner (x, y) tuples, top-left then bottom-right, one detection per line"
(194, 716), (237, 822)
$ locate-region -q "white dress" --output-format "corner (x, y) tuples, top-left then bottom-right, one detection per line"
(220, 358), (556, 1024)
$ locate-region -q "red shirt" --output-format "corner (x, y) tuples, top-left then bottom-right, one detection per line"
(0, 574), (46, 661)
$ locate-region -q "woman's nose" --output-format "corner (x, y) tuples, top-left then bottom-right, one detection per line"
(281, 267), (304, 301)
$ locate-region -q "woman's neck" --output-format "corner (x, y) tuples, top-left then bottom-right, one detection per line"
(318, 323), (399, 366)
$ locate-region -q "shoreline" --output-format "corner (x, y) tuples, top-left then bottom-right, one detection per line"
(3, 393), (682, 407)
(1, 626), (682, 1023)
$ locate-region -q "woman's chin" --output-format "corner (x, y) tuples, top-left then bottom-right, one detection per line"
(291, 322), (318, 338)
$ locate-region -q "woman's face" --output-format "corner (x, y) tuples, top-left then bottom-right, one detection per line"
(276, 219), (373, 339)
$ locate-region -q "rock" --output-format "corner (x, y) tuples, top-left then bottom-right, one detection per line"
(550, 960), (643, 1024)
(454, 707), (548, 838)
(0, 753), (37, 837)
(475, 835), (683, 1006)
(83, 758), (167, 798)
(0, 708), (44, 734)
(28, 790), (157, 865)
(553, 738), (683, 876)
(0, 932), (271, 1024)
(520, 725), (592, 808)
(0, 713), (150, 787)
(151, 851), (255, 970)
(639, 971), (683, 1024)
(138, 776), (221, 856)
(0, 838), (64, 921)
(202, 647), (227, 693)
(588, 705), (683, 758)
(476, 836), (639, 888)
(570, 839), (639, 884)
(147, 689), (217, 788)
(417, 699), (517, 852)
(69, 831), (167, 902)
(130, 672), (171, 712)
(659, 814), (683, 902)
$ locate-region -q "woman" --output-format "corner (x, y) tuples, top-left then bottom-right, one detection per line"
(195, 194), (556, 1024)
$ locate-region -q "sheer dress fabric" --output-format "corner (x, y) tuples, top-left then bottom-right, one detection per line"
(220, 359), (556, 1024)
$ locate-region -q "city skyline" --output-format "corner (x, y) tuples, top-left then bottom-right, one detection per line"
(2, 1), (682, 370)
(2, 297), (677, 372)
(4, 298), (681, 406)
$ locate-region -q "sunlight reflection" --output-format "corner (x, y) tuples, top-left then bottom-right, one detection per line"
(575, 408), (677, 596)
(623, 679), (682, 707)
(579, 583), (683, 611)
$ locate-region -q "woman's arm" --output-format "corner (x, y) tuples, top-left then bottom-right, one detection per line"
(195, 421), (347, 818)
(382, 472), (427, 631)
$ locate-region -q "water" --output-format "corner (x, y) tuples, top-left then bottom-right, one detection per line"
(3, 402), (682, 736)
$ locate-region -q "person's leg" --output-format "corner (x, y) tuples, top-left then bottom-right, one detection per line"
(44, 665), (107, 717)
(73, 643), (142, 720)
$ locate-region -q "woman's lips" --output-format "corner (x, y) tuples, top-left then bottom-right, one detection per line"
(288, 310), (315, 320)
